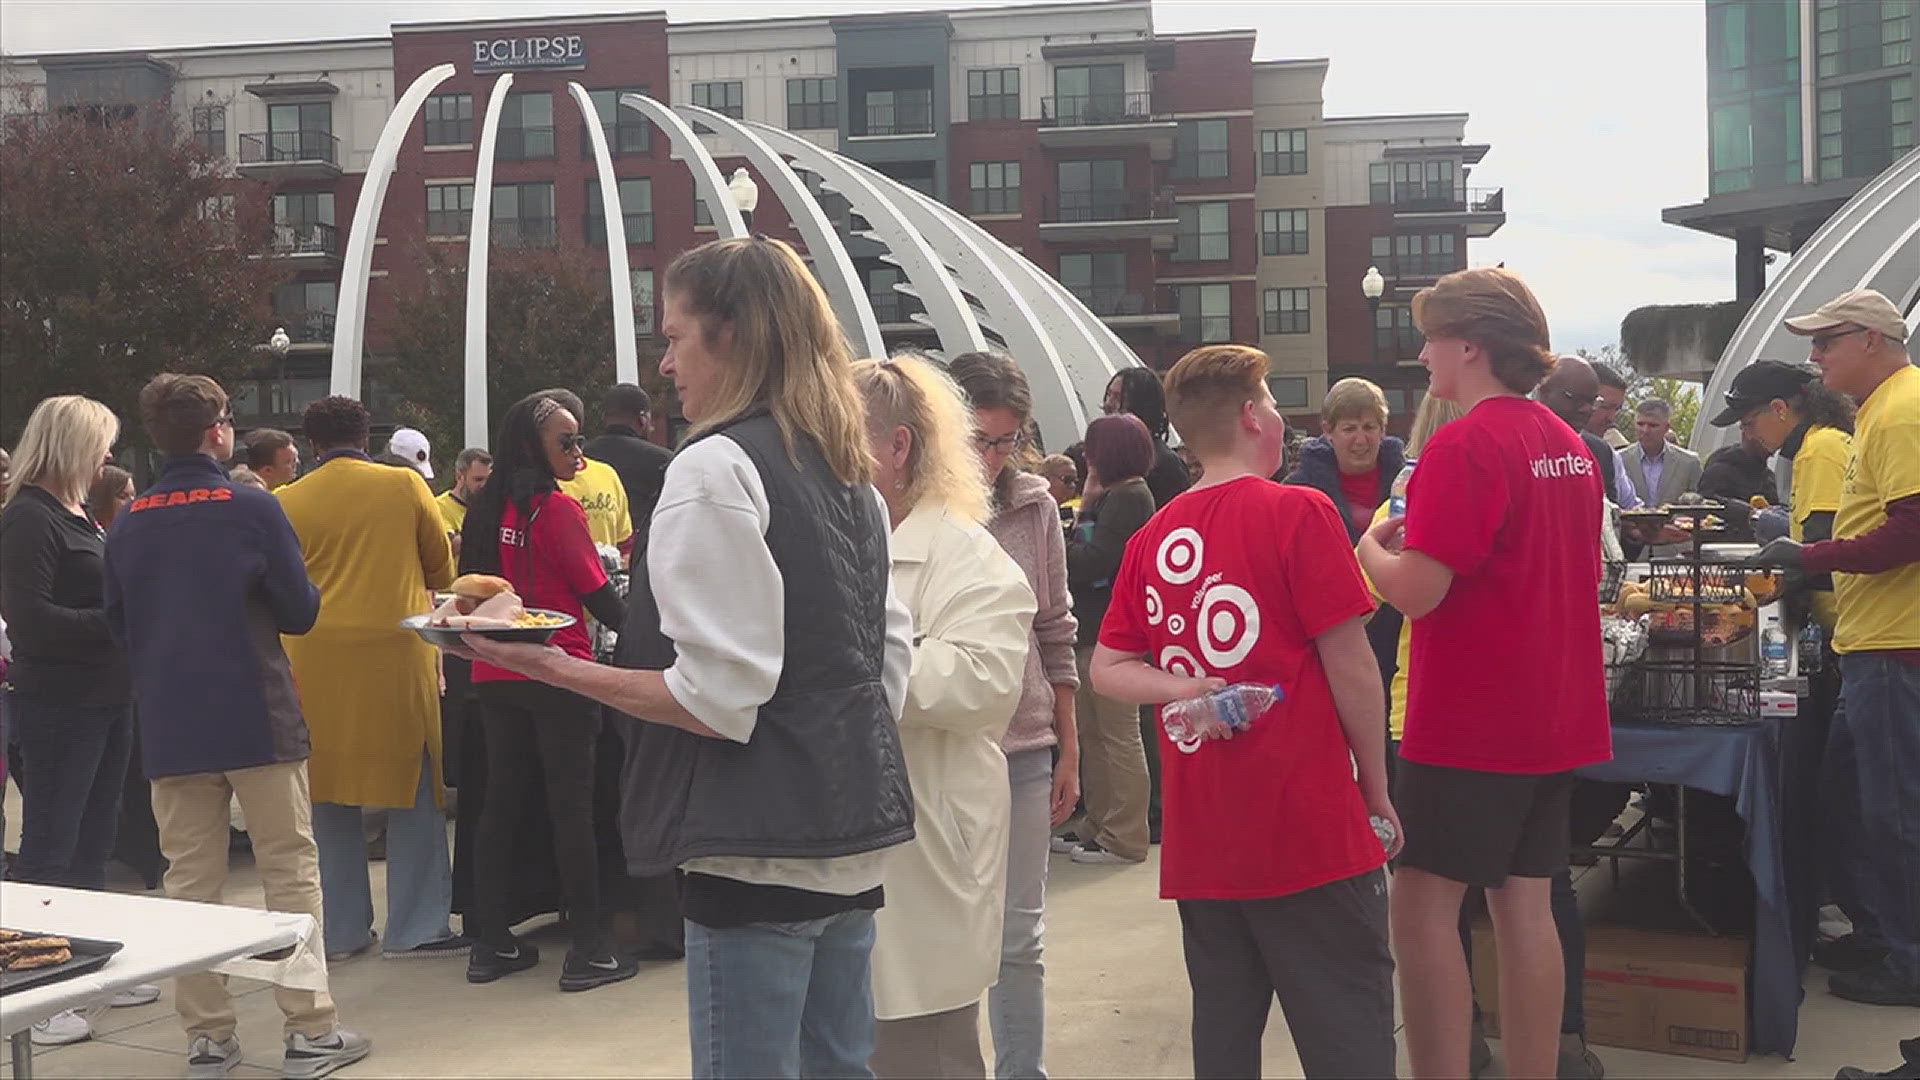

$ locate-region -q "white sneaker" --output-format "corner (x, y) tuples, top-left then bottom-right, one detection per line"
(1049, 833), (1080, 854)
(187, 1034), (243, 1079)
(110, 982), (162, 1007)
(30, 1009), (93, 1046)
(283, 1026), (371, 1079)
(1070, 842), (1139, 866)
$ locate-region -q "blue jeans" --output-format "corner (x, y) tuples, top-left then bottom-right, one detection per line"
(989, 748), (1052, 1079)
(685, 909), (878, 1080)
(311, 750), (453, 955)
(9, 692), (131, 890)
(1830, 651), (1920, 983)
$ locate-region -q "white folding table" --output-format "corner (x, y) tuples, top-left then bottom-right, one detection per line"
(0, 883), (313, 1079)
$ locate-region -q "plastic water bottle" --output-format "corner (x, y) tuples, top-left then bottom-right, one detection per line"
(1797, 622), (1825, 676)
(1370, 814), (1398, 853)
(1162, 683), (1283, 742)
(1760, 624), (1791, 677)
(1388, 462), (1416, 518)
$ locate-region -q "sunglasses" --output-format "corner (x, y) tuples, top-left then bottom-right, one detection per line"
(1809, 327), (1868, 351)
(973, 431), (1029, 454)
(558, 434), (588, 453)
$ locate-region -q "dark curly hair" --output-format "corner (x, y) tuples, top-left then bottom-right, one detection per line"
(459, 391), (565, 576)
(302, 396), (370, 451)
(1108, 367), (1170, 441)
(1789, 379), (1857, 435)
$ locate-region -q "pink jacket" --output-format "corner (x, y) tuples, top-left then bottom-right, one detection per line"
(987, 470), (1079, 752)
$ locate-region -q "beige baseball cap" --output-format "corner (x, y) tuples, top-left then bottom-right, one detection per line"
(1782, 288), (1909, 342)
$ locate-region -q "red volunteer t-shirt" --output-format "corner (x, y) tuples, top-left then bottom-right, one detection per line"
(1338, 466), (1381, 535)
(1401, 396), (1611, 773)
(1100, 476), (1385, 901)
(472, 491), (609, 683)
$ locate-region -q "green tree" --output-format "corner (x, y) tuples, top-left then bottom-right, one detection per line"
(0, 103), (282, 444)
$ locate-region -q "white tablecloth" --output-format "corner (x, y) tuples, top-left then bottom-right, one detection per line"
(0, 883), (313, 1036)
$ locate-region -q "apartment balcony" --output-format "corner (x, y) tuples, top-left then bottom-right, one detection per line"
(267, 221), (340, 265)
(852, 99), (934, 139)
(496, 125), (556, 161)
(1038, 193), (1178, 245)
(1389, 186), (1506, 238)
(1037, 91), (1175, 159)
(273, 309), (336, 350)
(236, 130), (341, 181)
(1067, 285), (1181, 336)
(584, 210), (656, 247)
(492, 217), (558, 248)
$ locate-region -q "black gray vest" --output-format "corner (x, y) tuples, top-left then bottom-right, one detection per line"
(612, 412), (914, 876)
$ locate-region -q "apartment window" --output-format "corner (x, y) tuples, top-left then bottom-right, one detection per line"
(1052, 63), (1126, 124)
(1268, 376), (1309, 410)
(425, 182), (474, 237)
(1177, 283), (1233, 344)
(274, 281), (337, 344)
(1710, 89), (1803, 193)
(1059, 251), (1128, 315)
(692, 81), (744, 120)
(1260, 128), (1307, 176)
(492, 181), (556, 246)
(272, 191), (334, 227)
(1709, 0), (1801, 95)
(265, 101), (332, 161)
(1374, 304), (1421, 358)
(694, 199), (712, 227)
(1174, 119), (1229, 180)
(1260, 209), (1309, 256)
(1816, 0), (1912, 79)
(1817, 74), (1914, 180)
(968, 161), (1021, 215)
(630, 268), (656, 336)
(868, 265), (907, 324)
(191, 104), (225, 157)
(1372, 232), (1457, 277)
(498, 92), (554, 160)
(1056, 159), (1126, 220)
(967, 67), (1020, 121)
(424, 93), (472, 146)
(1368, 163), (1392, 205)
(861, 88), (932, 136)
(1262, 288), (1309, 335)
(1173, 202), (1231, 262)
(585, 88), (649, 155)
(784, 78), (838, 130)
(585, 178), (654, 245)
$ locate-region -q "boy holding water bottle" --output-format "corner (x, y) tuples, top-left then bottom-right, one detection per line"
(1091, 345), (1399, 1079)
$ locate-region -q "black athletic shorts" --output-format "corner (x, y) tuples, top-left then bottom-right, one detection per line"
(1394, 759), (1575, 888)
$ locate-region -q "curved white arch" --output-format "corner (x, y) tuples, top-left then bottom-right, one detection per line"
(571, 82), (639, 388)
(618, 93), (746, 240)
(1694, 146), (1920, 453)
(331, 62), (455, 397)
(683, 108), (885, 358)
(462, 73), (514, 450)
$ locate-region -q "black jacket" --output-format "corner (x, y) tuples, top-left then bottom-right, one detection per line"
(583, 424), (675, 535)
(613, 413), (913, 877)
(1066, 477), (1157, 648)
(0, 486), (128, 706)
(1284, 435), (1408, 543)
(1146, 438), (1191, 510)
(1698, 445), (1780, 506)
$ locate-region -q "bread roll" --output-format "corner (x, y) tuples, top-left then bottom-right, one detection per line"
(449, 574), (513, 599)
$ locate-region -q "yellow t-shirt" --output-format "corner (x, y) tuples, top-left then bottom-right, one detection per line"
(1789, 424), (1851, 630)
(1361, 501), (1412, 741)
(434, 490), (468, 535)
(1831, 364), (1920, 653)
(558, 457), (633, 550)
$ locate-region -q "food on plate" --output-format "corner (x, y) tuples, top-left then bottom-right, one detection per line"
(1749, 495), (1771, 510)
(426, 577), (568, 630)
(4, 946), (72, 970)
(0, 932), (73, 971)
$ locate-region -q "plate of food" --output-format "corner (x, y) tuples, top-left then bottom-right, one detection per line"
(403, 574), (575, 647)
(0, 929), (125, 995)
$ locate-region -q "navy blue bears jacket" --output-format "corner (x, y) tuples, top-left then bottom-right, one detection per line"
(105, 455), (321, 779)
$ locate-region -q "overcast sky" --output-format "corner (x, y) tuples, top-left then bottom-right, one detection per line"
(0, 0), (1733, 352)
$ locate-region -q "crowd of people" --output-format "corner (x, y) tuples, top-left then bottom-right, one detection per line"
(0, 234), (1914, 1080)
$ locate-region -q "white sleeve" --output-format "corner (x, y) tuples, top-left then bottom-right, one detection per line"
(651, 439), (783, 744)
(876, 488), (913, 722)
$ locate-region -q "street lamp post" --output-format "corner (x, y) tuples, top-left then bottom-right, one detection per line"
(1362, 265), (1385, 364)
(728, 167), (760, 232)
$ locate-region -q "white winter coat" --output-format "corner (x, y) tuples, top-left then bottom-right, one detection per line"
(871, 499), (1036, 1020)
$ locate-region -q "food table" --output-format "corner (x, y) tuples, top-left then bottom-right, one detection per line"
(1577, 719), (1798, 1057)
(0, 883), (314, 1078)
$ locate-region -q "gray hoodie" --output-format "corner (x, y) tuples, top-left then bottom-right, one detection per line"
(986, 469), (1079, 752)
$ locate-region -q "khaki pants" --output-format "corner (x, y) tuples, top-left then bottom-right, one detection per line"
(872, 1002), (986, 1079)
(1073, 648), (1151, 861)
(149, 760), (336, 1040)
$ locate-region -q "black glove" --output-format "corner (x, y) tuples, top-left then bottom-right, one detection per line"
(1746, 537), (1804, 570)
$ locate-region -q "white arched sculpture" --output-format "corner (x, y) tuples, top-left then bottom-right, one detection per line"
(572, 82), (640, 389)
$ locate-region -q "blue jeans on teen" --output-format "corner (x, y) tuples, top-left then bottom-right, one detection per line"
(1829, 651), (1920, 984)
(685, 909), (878, 1080)
(311, 749), (453, 955)
(1461, 868), (1586, 1033)
(989, 748), (1053, 1079)
(9, 691), (131, 889)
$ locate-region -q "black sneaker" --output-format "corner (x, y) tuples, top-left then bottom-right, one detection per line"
(1830, 963), (1920, 1007)
(384, 934), (471, 960)
(1815, 933), (1891, 973)
(466, 941), (540, 984)
(559, 949), (639, 993)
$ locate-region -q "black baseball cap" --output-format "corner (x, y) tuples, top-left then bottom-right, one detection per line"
(1710, 360), (1819, 427)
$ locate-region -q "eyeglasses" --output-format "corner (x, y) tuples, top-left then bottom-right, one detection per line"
(1809, 327), (1868, 352)
(973, 431), (1028, 454)
(559, 434), (588, 453)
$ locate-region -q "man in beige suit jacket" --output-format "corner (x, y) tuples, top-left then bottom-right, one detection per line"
(1622, 399), (1703, 555)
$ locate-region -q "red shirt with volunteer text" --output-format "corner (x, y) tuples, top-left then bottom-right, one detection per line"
(1401, 395), (1610, 773)
(1100, 476), (1385, 900)
(472, 491), (609, 683)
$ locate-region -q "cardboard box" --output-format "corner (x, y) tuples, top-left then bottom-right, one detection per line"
(1472, 923), (1748, 1064)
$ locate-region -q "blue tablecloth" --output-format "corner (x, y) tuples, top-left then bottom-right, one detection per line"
(1577, 721), (1796, 1057)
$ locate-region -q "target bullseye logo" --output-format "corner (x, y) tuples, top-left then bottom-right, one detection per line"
(1158, 645), (1209, 756)
(1198, 583), (1261, 668)
(1156, 527), (1203, 585)
(1145, 585), (1164, 626)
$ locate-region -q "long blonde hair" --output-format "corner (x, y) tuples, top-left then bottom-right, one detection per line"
(13, 395), (118, 508)
(664, 237), (873, 486)
(1406, 394), (1466, 457)
(853, 354), (992, 526)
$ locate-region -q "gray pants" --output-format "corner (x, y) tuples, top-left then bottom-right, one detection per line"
(989, 748), (1052, 1079)
(1178, 869), (1396, 1079)
(873, 1002), (986, 1079)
